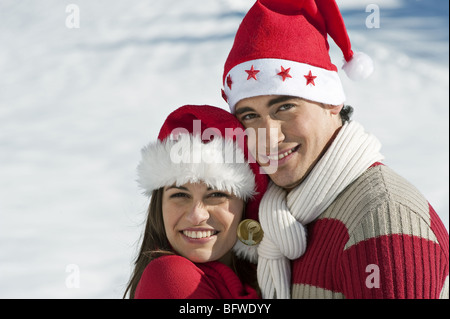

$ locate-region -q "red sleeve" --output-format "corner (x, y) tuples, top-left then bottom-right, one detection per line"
(339, 205), (449, 299)
(134, 255), (220, 299)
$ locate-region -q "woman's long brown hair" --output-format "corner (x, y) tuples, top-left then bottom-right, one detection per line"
(123, 188), (259, 298)
(123, 188), (172, 298)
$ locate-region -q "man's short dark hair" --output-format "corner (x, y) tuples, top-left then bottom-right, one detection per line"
(340, 105), (353, 124)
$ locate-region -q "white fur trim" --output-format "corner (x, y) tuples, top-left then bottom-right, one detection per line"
(342, 52), (374, 81)
(232, 239), (259, 263)
(137, 134), (256, 200)
(224, 58), (346, 112)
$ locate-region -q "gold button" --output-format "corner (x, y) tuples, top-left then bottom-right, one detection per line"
(237, 219), (263, 246)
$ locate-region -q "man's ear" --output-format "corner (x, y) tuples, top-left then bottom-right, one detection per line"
(327, 103), (344, 116)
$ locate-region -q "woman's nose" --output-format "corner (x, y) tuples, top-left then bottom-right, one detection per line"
(185, 201), (210, 225)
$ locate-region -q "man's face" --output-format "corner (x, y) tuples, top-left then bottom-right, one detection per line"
(235, 95), (343, 190)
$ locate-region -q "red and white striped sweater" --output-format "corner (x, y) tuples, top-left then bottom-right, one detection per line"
(291, 163), (449, 298)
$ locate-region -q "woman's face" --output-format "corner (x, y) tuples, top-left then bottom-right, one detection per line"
(162, 182), (244, 264)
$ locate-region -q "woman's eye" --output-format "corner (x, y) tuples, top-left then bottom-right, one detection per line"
(208, 192), (230, 198)
(204, 192), (231, 205)
(170, 192), (190, 199)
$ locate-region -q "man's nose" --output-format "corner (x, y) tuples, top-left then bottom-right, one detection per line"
(259, 117), (285, 154)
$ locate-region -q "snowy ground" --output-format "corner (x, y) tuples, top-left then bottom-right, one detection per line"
(0, 0), (448, 298)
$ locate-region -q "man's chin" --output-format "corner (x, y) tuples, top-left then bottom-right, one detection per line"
(268, 171), (303, 191)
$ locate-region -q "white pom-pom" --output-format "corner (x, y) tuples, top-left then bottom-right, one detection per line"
(342, 51), (374, 80)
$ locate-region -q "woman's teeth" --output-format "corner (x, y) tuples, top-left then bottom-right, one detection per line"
(182, 230), (217, 239)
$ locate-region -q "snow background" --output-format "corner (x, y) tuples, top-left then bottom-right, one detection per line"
(0, 0), (448, 298)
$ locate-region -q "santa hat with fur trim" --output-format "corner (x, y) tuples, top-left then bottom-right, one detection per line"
(222, 0), (373, 112)
(137, 105), (268, 262)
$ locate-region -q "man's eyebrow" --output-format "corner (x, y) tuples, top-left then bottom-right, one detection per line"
(268, 95), (298, 107)
(235, 96), (299, 115)
(235, 106), (255, 115)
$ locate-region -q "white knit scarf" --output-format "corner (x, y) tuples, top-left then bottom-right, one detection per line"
(256, 121), (384, 298)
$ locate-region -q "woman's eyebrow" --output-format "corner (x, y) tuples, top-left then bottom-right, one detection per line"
(165, 185), (189, 191)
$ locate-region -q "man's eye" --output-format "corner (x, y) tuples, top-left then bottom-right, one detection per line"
(278, 103), (295, 111)
(240, 113), (258, 121)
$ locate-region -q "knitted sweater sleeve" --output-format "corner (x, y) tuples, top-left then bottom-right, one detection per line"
(134, 255), (220, 299)
(339, 202), (449, 299)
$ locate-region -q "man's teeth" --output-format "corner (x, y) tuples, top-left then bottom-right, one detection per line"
(267, 147), (296, 161)
(183, 230), (217, 239)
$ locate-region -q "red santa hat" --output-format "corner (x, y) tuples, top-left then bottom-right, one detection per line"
(222, 0), (373, 112)
(137, 105), (268, 262)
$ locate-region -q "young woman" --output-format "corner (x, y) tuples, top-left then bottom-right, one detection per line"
(124, 104), (268, 299)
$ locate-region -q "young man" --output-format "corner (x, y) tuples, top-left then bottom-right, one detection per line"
(221, 0), (449, 299)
